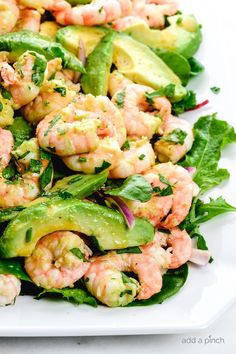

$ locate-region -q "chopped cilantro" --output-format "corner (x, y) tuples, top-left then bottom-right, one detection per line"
(121, 140), (130, 150)
(172, 90), (197, 116)
(115, 90), (126, 108)
(210, 86), (221, 94)
(58, 191), (73, 200)
(0, 102), (3, 112)
(116, 246), (142, 254)
(43, 115), (61, 137)
(54, 86), (67, 97)
(78, 157), (87, 163)
(70, 248), (87, 262)
(95, 160), (111, 173)
(145, 84), (175, 104)
(161, 128), (187, 145)
(28, 159), (42, 174)
(138, 154), (146, 160)
(25, 227), (33, 243)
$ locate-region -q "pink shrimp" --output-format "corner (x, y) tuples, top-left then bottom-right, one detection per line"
(84, 250), (162, 307)
(25, 231), (92, 289)
(52, 0), (132, 26)
(14, 8), (41, 32)
(0, 274), (21, 306)
(155, 115), (194, 163)
(165, 228), (192, 269)
(0, 0), (19, 34)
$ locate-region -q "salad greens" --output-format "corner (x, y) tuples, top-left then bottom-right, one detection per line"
(0, 258), (31, 282)
(127, 264), (188, 306)
(180, 114), (236, 192)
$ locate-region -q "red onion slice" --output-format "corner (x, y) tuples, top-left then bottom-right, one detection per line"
(189, 248), (211, 266)
(105, 195), (135, 229)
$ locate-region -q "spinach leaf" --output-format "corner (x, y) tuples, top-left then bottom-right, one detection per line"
(116, 246), (142, 254)
(7, 116), (33, 148)
(104, 174), (153, 202)
(172, 90), (196, 115)
(36, 287), (98, 307)
(39, 160), (53, 191)
(153, 48), (191, 85)
(180, 114), (236, 192)
(127, 264), (188, 306)
(0, 258), (32, 282)
(188, 57), (204, 77)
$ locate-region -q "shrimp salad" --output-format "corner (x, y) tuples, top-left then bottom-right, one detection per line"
(0, 0), (235, 309)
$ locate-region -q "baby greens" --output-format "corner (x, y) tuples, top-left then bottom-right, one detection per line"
(180, 114), (236, 192)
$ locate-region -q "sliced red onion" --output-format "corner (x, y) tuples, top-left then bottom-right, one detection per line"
(189, 248), (211, 266)
(185, 167), (196, 176)
(187, 99), (209, 111)
(105, 195), (135, 229)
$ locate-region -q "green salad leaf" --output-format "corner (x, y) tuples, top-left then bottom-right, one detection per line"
(152, 48), (191, 85)
(104, 175), (153, 202)
(188, 57), (204, 77)
(194, 196), (236, 223)
(171, 90), (196, 115)
(36, 287), (98, 307)
(180, 114), (236, 192)
(127, 264), (188, 306)
(7, 116), (33, 148)
(0, 258), (32, 282)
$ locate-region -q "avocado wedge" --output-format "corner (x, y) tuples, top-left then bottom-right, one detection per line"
(0, 31), (85, 72)
(0, 199), (154, 257)
(122, 15), (202, 59)
(56, 26), (186, 101)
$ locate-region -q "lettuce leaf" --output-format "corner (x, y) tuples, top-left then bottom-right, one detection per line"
(181, 114), (236, 192)
(36, 287), (98, 307)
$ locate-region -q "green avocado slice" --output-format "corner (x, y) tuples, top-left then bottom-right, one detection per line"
(0, 199), (154, 258)
(0, 30), (85, 72)
(81, 31), (115, 96)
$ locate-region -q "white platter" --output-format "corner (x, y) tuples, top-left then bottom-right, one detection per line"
(0, 0), (236, 336)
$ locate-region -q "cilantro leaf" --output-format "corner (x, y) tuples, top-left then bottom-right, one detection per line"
(28, 159), (42, 174)
(36, 287), (97, 307)
(95, 161), (111, 174)
(145, 84), (175, 104)
(210, 86), (220, 94)
(161, 128), (187, 145)
(116, 246), (142, 254)
(115, 90), (126, 108)
(39, 161), (53, 191)
(104, 174), (153, 202)
(54, 86), (67, 97)
(70, 247), (87, 262)
(180, 114), (236, 192)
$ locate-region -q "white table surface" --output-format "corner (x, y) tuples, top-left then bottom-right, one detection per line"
(0, 304), (235, 354)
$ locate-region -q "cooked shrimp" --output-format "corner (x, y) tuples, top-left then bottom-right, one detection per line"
(140, 231), (171, 272)
(128, 162), (195, 228)
(62, 137), (122, 173)
(112, 15), (144, 31)
(0, 274), (21, 306)
(0, 51), (47, 109)
(148, 163), (195, 228)
(25, 231), (92, 289)
(110, 72), (171, 139)
(37, 94), (126, 157)
(22, 79), (77, 124)
(0, 132), (52, 208)
(163, 228), (192, 269)
(53, 0), (132, 26)
(14, 8), (41, 32)
(109, 137), (155, 179)
(154, 115), (194, 163)
(0, 0), (19, 34)
(108, 70), (132, 97)
(85, 250), (162, 307)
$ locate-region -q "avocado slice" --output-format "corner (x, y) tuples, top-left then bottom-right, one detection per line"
(0, 30), (85, 72)
(0, 199), (154, 257)
(81, 31), (115, 96)
(56, 26), (186, 101)
(56, 25), (107, 56)
(122, 15), (202, 59)
(113, 34), (186, 101)
(0, 172), (108, 223)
